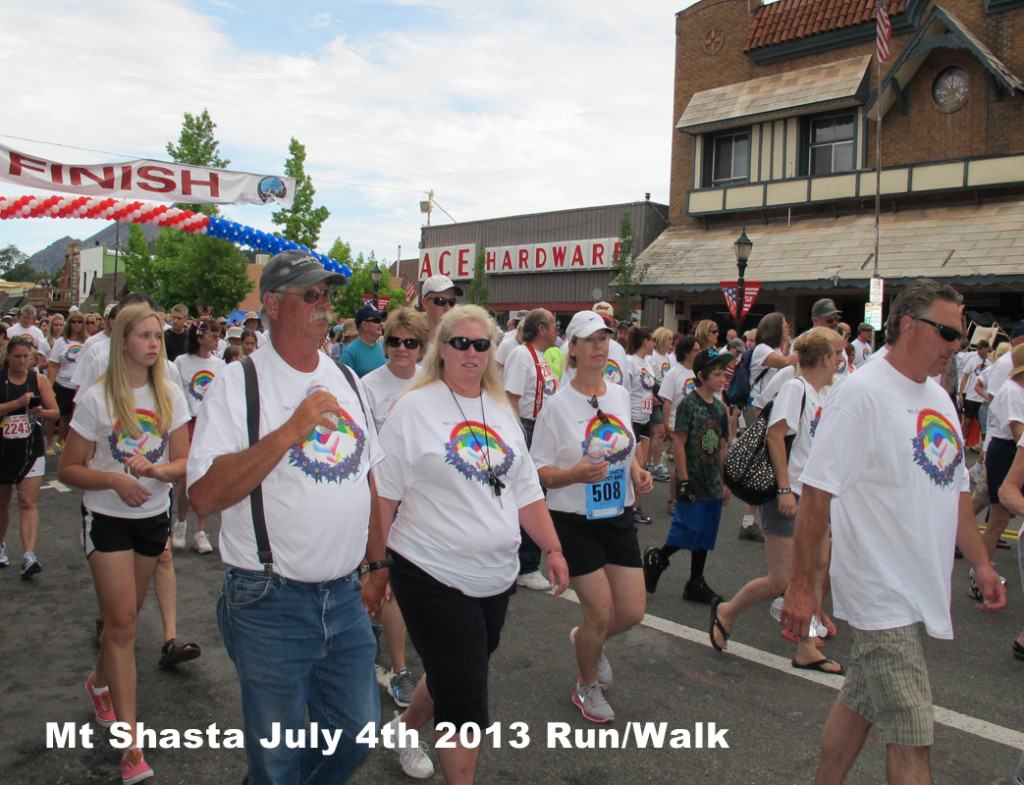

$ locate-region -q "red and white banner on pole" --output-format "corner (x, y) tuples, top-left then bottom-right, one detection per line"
(0, 142), (295, 208)
(721, 281), (762, 321)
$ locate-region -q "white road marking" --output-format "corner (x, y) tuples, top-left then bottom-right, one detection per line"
(555, 588), (1024, 750)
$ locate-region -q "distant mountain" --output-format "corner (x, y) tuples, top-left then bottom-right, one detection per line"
(27, 222), (163, 275)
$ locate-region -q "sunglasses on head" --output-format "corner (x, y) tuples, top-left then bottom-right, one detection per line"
(432, 297), (457, 307)
(385, 336), (421, 349)
(8, 337), (34, 348)
(280, 287), (338, 305)
(446, 336), (491, 352)
(916, 317), (963, 343)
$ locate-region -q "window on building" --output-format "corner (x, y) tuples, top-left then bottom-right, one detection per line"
(704, 130), (750, 187)
(806, 112), (855, 176)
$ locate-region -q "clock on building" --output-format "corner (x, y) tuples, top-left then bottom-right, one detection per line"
(933, 67), (969, 111)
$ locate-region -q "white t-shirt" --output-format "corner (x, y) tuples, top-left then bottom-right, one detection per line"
(799, 357), (968, 639)
(753, 365), (796, 411)
(749, 343), (781, 400)
(961, 351), (989, 403)
(651, 351), (676, 383)
(8, 323), (50, 357)
(495, 332), (520, 369)
(375, 381), (544, 598)
(530, 383), (637, 514)
(503, 343), (560, 420)
(660, 365), (696, 430)
(187, 346), (384, 582)
(986, 380), (1024, 441)
(173, 353), (227, 419)
(561, 337), (629, 389)
(625, 354), (655, 424)
(47, 338), (85, 389)
(71, 335), (111, 394)
(980, 352), (1013, 448)
(362, 363), (420, 432)
(850, 337), (873, 368)
(768, 377), (824, 495)
(71, 381), (190, 519)
(84, 330), (108, 349)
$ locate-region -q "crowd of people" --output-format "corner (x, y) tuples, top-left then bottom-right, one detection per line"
(0, 259), (1019, 785)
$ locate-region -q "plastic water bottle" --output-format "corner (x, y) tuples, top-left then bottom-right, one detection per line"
(587, 440), (607, 463)
(307, 383), (339, 435)
(769, 597), (826, 638)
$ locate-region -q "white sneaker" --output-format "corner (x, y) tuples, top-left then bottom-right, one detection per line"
(570, 626), (612, 686)
(516, 570), (552, 591)
(573, 680), (614, 723)
(193, 531), (213, 554)
(383, 712), (434, 779)
(170, 521), (187, 550)
(0, 541), (8, 567)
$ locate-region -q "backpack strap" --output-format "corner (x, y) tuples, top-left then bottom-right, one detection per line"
(240, 357), (273, 576)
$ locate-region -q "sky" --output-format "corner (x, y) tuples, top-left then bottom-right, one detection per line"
(0, 0), (693, 266)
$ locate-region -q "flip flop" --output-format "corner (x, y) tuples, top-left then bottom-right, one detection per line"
(781, 629), (825, 648)
(1013, 640), (1024, 661)
(709, 597), (729, 652)
(996, 538), (1011, 550)
(792, 658), (845, 675)
(159, 638), (202, 668)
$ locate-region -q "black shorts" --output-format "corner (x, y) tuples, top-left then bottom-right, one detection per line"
(550, 510), (642, 577)
(82, 505), (170, 558)
(388, 549), (512, 728)
(632, 420), (651, 440)
(963, 399), (982, 419)
(986, 437), (1018, 505)
(54, 382), (76, 421)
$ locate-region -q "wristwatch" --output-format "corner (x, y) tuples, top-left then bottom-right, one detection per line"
(358, 556), (394, 576)
(777, 487), (793, 496)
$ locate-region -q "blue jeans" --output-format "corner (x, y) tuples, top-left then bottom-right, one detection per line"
(217, 567), (379, 785)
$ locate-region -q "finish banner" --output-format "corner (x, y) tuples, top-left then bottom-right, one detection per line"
(0, 143), (295, 208)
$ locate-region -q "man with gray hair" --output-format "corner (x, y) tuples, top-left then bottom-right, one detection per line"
(8, 304), (49, 359)
(782, 278), (1005, 785)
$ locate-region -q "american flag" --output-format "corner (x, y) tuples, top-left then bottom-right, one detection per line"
(722, 283), (740, 321)
(876, 0), (892, 63)
(405, 281), (416, 303)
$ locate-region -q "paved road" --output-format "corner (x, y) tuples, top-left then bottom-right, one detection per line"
(2, 456), (1021, 784)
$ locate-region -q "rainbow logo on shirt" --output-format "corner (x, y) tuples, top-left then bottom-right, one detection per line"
(289, 406), (366, 483)
(445, 421), (514, 486)
(911, 409), (962, 487)
(661, 360), (672, 378)
(580, 413), (634, 464)
(187, 370), (216, 401)
(65, 344), (82, 363)
(684, 377), (697, 395)
(604, 359), (623, 385)
(809, 406), (823, 437)
(639, 367), (655, 392)
(109, 408), (167, 465)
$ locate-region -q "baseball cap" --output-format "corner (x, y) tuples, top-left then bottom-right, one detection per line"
(692, 348), (734, 377)
(421, 274), (464, 298)
(226, 326), (243, 340)
(811, 298), (841, 318)
(355, 305), (386, 325)
(259, 250), (347, 299)
(592, 301), (614, 318)
(857, 322), (873, 333)
(566, 311), (614, 342)
(244, 311), (260, 322)
(1011, 321), (1024, 340)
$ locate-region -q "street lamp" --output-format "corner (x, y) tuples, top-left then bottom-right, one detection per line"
(733, 228), (752, 329)
(370, 262), (382, 310)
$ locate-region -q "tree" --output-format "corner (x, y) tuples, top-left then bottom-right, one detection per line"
(271, 138), (330, 250)
(610, 211), (647, 321)
(122, 223), (159, 296)
(0, 244), (29, 278)
(166, 108), (230, 216)
(326, 238), (354, 270)
(333, 251), (406, 320)
(147, 230), (252, 315)
(466, 248), (489, 307)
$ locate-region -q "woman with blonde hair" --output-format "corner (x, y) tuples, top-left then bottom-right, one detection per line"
(709, 327), (842, 674)
(694, 319), (720, 351)
(374, 305), (568, 784)
(47, 312), (87, 453)
(59, 304), (190, 785)
(648, 327), (676, 482)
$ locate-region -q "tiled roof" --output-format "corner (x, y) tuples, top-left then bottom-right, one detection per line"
(745, 0), (906, 52)
(635, 200), (1024, 292)
(678, 55), (871, 133)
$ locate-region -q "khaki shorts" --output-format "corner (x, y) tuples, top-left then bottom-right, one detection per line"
(838, 623), (934, 747)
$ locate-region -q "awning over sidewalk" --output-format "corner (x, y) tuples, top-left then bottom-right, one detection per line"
(635, 199), (1024, 295)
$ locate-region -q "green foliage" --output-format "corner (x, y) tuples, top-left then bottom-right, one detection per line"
(326, 238), (354, 269)
(146, 229), (253, 315)
(332, 251), (407, 319)
(271, 138), (330, 250)
(0, 244), (41, 282)
(166, 108), (230, 216)
(610, 211), (646, 321)
(0, 243), (28, 273)
(122, 224), (160, 296)
(466, 247), (489, 307)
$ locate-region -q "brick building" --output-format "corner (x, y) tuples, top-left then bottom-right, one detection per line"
(637, 0), (1024, 334)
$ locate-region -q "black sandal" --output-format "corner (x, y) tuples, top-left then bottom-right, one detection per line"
(159, 638), (201, 668)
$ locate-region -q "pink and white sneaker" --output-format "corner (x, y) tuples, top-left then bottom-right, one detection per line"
(85, 673), (115, 727)
(120, 747), (153, 785)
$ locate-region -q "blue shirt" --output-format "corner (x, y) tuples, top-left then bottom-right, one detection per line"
(340, 338), (386, 378)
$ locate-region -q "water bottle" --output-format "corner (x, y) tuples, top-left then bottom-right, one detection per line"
(769, 597), (826, 638)
(307, 383), (339, 435)
(587, 440), (607, 463)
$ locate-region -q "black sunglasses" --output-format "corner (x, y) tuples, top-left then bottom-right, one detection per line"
(916, 317), (963, 343)
(8, 336), (34, 348)
(587, 395), (610, 425)
(447, 336), (491, 352)
(68, 319), (84, 324)
(386, 336), (421, 349)
(362, 318), (382, 325)
(432, 297), (457, 307)
(279, 287), (338, 305)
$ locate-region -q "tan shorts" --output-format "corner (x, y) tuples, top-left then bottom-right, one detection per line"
(838, 623), (934, 747)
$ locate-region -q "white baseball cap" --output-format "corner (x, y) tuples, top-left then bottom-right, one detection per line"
(566, 311), (614, 342)
(421, 274), (464, 298)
